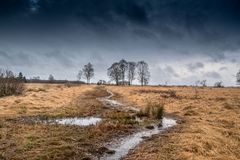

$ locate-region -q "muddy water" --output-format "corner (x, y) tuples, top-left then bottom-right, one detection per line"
(44, 117), (102, 126)
(101, 118), (176, 160)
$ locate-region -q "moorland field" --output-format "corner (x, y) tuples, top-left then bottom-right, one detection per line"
(0, 83), (239, 160)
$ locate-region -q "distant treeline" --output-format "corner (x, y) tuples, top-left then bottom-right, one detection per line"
(26, 79), (85, 84)
(1, 64), (240, 90)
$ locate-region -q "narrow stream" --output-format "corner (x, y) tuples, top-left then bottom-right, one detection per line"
(98, 90), (140, 112)
(97, 90), (123, 107)
(101, 118), (176, 160)
(97, 89), (177, 160)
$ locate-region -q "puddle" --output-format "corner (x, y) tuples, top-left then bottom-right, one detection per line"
(101, 117), (176, 160)
(43, 117), (102, 126)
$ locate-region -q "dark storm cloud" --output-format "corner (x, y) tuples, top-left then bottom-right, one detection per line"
(0, 0), (150, 26)
(1, 0), (240, 51)
(0, 0), (30, 17)
(0, 0), (240, 85)
(1, 0), (240, 56)
(1, 0), (240, 28)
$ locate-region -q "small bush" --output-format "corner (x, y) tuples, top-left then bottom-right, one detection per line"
(155, 106), (164, 119)
(144, 105), (151, 115)
(108, 112), (138, 124)
(137, 103), (164, 119)
(136, 110), (147, 117)
(168, 89), (177, 98)
(65, 82), (72, 88)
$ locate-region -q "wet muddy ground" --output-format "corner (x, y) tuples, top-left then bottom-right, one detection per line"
(97, 89), (177, 160)
(0, 86), (178, 160)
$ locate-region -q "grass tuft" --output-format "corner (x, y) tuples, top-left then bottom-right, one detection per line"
(137, 103), (164, 119)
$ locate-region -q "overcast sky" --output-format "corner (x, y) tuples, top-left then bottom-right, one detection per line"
(0, 0), (240, 86)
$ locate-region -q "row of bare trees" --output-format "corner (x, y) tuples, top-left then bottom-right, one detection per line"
(0, 69), (25, 97)
(58, 64), (240, 86)
(107, 59), (150, 85)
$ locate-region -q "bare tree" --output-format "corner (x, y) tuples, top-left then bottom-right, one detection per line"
(18, 72), (23, 80)
(82, 62), (94, 84)
(200, 80), (207, 87)
(48, 74), (54, 82)
(18, 72), (27, 82)
(119, 59), (128, 84)
(77, 70), (82, 81)
(214, 81), (224, 88)
(107, 62), (121, 85)
(237, 70), (240, 85)
(127, 62), (136, 85)
(137, 61), (150, 86)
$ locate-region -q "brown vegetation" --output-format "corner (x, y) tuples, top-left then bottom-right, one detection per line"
(0, 69), (24, 97)
(0, 84), (137, 159)
(137, 102), (164, 119)
(106, 85), (240, 160)
(0, 84), (239, 160)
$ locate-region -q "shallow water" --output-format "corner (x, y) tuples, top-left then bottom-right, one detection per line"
(101, 117), (177, 160)
(98, 90), (140, 112)
(45, 117), (102, 126)
(97, 89), (177, 160)
(97, 90), (123, 107)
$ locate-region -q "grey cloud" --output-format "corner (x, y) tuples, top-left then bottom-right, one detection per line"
(231, 58), (237, 63)
(187, 62), (204, 72)
(203, 71), (222, 79)
(210, 53), (226, 62)
(163, 66), (179, 77)
(0, 51), (11, 59)
(0, 50), (34, 67)
(42, 51), (76, 67)
(219, 66), (228, 71)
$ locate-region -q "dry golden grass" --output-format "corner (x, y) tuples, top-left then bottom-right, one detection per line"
(106, 85), (240, 160)
(0, 84), (137, 159)
(0, 83), (94, 117)
(0, 84), (239, 160)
